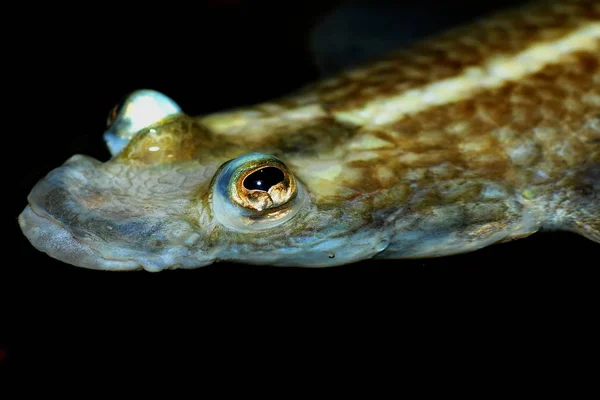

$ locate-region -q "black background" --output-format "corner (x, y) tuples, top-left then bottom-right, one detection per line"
(4, 0), (597, 371)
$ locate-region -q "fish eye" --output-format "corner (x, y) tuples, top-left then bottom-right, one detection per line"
(235, 164), (295, 212)
(211, 153), (307, 231)
(103, 89), (181, 156)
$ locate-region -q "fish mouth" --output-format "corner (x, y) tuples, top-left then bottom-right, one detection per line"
(18, 155), (214, 272)
(19, 205), (141, 271)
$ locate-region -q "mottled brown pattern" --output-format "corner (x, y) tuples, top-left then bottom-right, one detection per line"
(305, 0), (600, 112)
(124, 33), (600, 213)
(122, 0), (599, 227)
(19, 0), (600, 271)
(355, 48), (600, 192)
(199, 0), (599, 133)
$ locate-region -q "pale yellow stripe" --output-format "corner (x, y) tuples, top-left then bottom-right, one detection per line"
(333, 22), (600, 126)
(201, 104), (327, 134)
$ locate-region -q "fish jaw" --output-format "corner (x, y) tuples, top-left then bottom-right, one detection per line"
(18, 155), (217, 272)
(19, 205), (141, 271)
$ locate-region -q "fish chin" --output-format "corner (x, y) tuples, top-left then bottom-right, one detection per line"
(19, 205), (141, 271)
(19, 204), (216, 272)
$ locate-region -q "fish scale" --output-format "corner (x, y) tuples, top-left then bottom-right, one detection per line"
(19, 0), (599, 271)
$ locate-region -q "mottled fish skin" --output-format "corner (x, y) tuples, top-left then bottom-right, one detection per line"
(20, 0), (599, 271)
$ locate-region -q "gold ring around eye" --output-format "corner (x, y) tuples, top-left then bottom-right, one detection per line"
(232, 163), (297, 212)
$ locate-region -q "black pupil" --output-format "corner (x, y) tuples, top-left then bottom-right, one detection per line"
(243, 167), (285, 191)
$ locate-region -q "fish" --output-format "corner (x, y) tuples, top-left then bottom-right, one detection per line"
(18, 0), (599, 271)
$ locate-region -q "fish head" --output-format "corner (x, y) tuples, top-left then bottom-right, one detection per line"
(19, 90), (389, 271)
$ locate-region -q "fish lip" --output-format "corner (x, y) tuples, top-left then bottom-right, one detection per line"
(20, 156), (214, 272)
(18, 204), (141, 271)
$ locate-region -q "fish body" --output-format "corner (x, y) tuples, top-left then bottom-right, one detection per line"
(19, 0), (599, 271)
